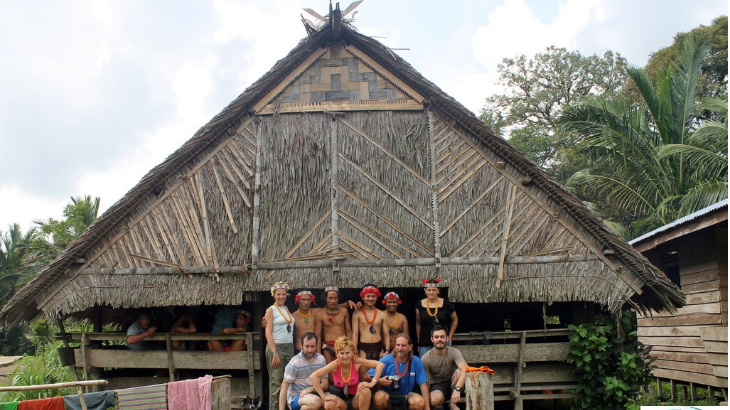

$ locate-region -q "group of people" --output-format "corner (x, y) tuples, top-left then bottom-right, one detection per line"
(125, 307), (251, 352)
(268, 279), (467, 410)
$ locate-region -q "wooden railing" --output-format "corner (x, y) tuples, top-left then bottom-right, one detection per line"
(453, 328), (578, 410)
(65, 332), (260, 396)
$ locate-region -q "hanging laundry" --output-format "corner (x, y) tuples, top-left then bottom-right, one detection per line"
(17, 396), (64, 410)
(0, 402), (19, 410)
(167, 375), (213, 410)
(115, 384), (167, 410)
(63, 390), (116, 410)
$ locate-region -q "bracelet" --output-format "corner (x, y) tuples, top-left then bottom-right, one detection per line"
(271, 350), (278, 355)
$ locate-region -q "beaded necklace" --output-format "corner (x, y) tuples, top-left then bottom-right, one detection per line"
(425, 298), (439, 317)
(395, 359), (409, 377)
(324, 306), (339, 321)
(363, 307), (376, 324)
(386, 312), (398, 329)
(275, 304), (293, 331)
(340, 360), (352, 383)
(296, 309), (311, 323)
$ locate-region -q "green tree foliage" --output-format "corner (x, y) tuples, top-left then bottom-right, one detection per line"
(28, 195), (100, 268)
(479, 47), (628, 181)
(0, 223), (35, 303)
(644, 16), (727, 99)
(560, 36), (728, 238)
(568, 310), (655, 410)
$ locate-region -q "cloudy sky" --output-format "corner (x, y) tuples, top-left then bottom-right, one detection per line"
(0, 0), (726, 234)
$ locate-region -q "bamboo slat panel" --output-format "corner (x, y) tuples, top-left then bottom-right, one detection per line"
(432, 116), (584, 261)
(258, 114), (331, 262)
(336, 111), (434, 261)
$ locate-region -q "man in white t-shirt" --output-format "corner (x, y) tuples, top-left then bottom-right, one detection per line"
(279, 332), (328, 410)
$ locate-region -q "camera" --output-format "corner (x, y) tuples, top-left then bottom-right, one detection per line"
(386, 375), (402, 390)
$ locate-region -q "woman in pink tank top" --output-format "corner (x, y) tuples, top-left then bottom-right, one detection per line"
(310, 336), (384, 410)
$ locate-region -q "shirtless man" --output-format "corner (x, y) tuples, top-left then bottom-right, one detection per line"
(314, 286), (352, 363)
(382, 292), (409, 353)
(352, 285), (390, 361)
(292, 290), (318, 352)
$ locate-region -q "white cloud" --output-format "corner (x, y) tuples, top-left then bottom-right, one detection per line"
(0, 185), (66, 232)
(471, 0), (604, 70)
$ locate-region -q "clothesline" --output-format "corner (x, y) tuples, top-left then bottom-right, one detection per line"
(0, 380), (108, 392)
(0, 375), (222, 410)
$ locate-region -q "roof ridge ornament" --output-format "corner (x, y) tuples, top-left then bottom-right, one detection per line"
(301, 1), (362, 36)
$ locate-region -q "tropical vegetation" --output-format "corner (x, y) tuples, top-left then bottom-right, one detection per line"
(560, 36), (727, 237)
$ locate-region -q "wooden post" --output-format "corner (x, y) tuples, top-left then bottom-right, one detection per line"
(657, 377), (663, 398)
(80, 333), (92, 381)
(58, 320), (88, 410)
(211, 377), (232, 410)
(708, 385), (715, 402)
(246, 333), (255, 396)
(165, 333), (176, 382)
(690, 383), (697, 403)
(670, 379), (676, 402)
(510, 331), (526, 410)
(465, 372), (493, 410)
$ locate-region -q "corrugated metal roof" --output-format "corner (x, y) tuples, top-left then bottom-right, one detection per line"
(629, 199), (729, 245)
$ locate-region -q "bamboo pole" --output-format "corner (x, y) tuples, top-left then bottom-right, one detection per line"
(76, 266), (249, 276)
(211, 161), (238, 233)
(428, 111), (442, 265)
(496, 185), (517, 288)
(252, 120), (262, 268)
(0, 380), (108, 392)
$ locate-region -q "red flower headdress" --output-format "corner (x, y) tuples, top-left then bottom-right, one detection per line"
(382, 292), (402, 305)
(360, 285), (381, 298)
(422, 278), (440, 288)
(295, 290), (315, 305)
(237, 309), (252, 324)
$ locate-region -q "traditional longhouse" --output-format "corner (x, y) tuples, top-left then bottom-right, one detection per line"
(632, 199), (727, 401)
(1, 3), (683, 401)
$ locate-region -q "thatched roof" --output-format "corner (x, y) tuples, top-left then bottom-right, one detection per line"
(1, 8), (683, 326)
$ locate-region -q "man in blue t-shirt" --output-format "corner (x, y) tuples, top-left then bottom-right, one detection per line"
(368, 333), (429, 410)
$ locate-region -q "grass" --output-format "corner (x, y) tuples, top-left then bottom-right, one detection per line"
(637, 379), (722, 407)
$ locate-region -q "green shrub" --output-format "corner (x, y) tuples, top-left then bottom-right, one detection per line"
(567, 310), (655, 410)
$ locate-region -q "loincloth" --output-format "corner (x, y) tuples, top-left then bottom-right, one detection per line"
(358, 340), (383, 360)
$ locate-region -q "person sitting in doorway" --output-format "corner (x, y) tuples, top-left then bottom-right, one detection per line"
(170, 309), (197, 350)
(208, 307), (251, 351)
(126, 311), (163, 350)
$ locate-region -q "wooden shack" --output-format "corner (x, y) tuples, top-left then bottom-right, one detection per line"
(1, 4), (683, 406)
(631, 199), (728, 402)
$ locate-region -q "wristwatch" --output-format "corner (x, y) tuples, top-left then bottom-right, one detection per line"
(271, 350), (278, 355)
(454, 386), (462, 392)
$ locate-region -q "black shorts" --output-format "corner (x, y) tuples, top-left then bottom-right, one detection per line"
(429, 381), (451, 397)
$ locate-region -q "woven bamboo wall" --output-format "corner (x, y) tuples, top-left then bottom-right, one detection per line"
(38, 92), (640, 316)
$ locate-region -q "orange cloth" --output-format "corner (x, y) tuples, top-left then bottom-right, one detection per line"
(18, 397), (64, 410)
(464, 366), (495, 374)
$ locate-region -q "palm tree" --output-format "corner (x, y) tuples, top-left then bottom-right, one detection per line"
(560, 36), (728, 238)
(0, 224), (36, 304)
(29, 195), (101, 267)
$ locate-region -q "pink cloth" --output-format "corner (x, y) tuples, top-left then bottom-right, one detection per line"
(167, 375), (213, 410)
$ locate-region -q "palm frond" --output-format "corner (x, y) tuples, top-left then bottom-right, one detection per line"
(678, 180), (729, 216)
